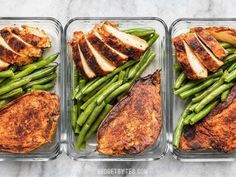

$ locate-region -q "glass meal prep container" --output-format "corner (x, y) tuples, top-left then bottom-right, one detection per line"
(0, 17), (64, 161)
(169, 18), (236, 162)
(65, 17), (169, 161)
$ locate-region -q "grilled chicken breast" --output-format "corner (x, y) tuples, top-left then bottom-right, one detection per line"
(0, 28), (42, 57)
(184, 33), (223, 72)
(87, 26), (128, 67)
(97, 70), (162, 156)
(70, 32), (96, 79)
(173, 35), (208, 80)
(12, 25), (51, 48)
(0, 35), (34, 66)
(0, 59), (10, 70)
(206, 27), (236, 46)
(191, 27), (228, 60)
(0, 91), (60, 154)
(180, 85), (236, 152)
(79, 34), (115, 76)
(99, 21), (148, 59)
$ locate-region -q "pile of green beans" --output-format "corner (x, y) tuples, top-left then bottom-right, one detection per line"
(173, 41), (236, 149)
(71, 28), (158, 150)
(0, 53), (59, 109)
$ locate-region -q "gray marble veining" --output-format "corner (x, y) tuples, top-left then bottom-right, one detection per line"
(0, 0), (235, 176)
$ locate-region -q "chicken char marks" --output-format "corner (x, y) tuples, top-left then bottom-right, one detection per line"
(97, 70), (162, 156)
(0, 91), (60, 154)
(180, 85), (236, 152)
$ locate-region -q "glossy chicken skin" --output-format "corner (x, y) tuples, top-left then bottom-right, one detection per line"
(0, 91), (60, 154)
(180, 85), (236, 152)
(97, 71), (162, 156)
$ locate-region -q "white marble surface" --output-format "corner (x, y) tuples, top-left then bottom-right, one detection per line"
(0, 0), (235, 176)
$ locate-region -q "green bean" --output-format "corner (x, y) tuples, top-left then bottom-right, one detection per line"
(173, 63), (182, 72)
(123, 67), (130, 83)
(21, 53), (59, 70)
(118, 71), (125, 81)
(71, 104), (78, 130)
(77, 101), (97, 126)
(105, 82), (131, 103)
(173, 102), (192, 148)
(76, 102), (106, 149)
(96, 80), (123, 105)
(228, 63), (236, 72)
(81, 60), (137, 96)
(24, 66), (57, 81)
(183, 112), (196, 125)
(174, 72), (187, 89)
(80, 75), (118, 110)
(11, 65), (37, 80)
(190, 101), (219, 124)
(224, 69), (236, 82)
(192, 71), (228, 103)
(220, 42), (232, 49)
(179, 79), (218, 99)
(85, 104), (113, 140)
(122, 28), (155, 37)
(0, 69), (14, 78)
(73, 78), (90, 99)
(194, 83), (234, 113)
(75, 124), (80, 134)
(128, 49), (151, 79)
(0, 88), (23, 100)
(174, 69), (223, 95)
(226, 47), (236, 54)
(224, 53), (236, 63)
(25, 73), (57, 88)
(0, 99), (10, 108)
(30, 82), (55, 91)
(221, 89), (230, 102)
(147, 33), (159, 47)
(189, 102), (199, 111)
(74, 66), (79, 89)
(0, 78), (31, 96)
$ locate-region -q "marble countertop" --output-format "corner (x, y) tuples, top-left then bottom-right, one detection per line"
(0, 0), (235, 176)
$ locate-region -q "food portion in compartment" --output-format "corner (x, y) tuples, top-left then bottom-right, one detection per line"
(173, 26), (236, 153)
(69, 21), (162, 156)
(0, 25), (60, 154)
(97, 71), (162, 156)
(0, 91), (59, 154)
(69, 21), (149, 79)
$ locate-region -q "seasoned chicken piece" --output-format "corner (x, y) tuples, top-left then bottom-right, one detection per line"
(206, 27), (236, 46)
(0, 35), (34, 66)
(87, 25), (128, 67)
(184, 33), (223, 72)
(173, 35), (208, 80)
(79, 34), (115, 76)
(0, 59), (10, 71)
(12, 25), (51, 48)
(0, 91), (60, 154)
(69, 32), (96, 79)
(0, 28), (42, 57)
(99, 21), (148, 59)
(180, 85), (236, 152)
(191, 27), (228, 60)
(97, 71), (162, 156)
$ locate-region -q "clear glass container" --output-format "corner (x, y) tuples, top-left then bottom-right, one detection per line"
(65, 17), (169, 161)
(0, 17), (64, 161)
(169, 18), (236, 162)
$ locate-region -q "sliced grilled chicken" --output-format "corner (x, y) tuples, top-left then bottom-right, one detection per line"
(173, 35), (207, 80)
(205, 27), (236, 46)
(191, 27), (228, 60)
(0, 35), (34, 66)
(0, 59), (10, 71)
(0, 28), (42, 57)
(99, 21), (148, 59)
(70, 32), (95, 79)
(79, 34), (115, 76)
(184, 33), (223, 72)
(12, 25), (51, 48)
(87, 25), (128, 67)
